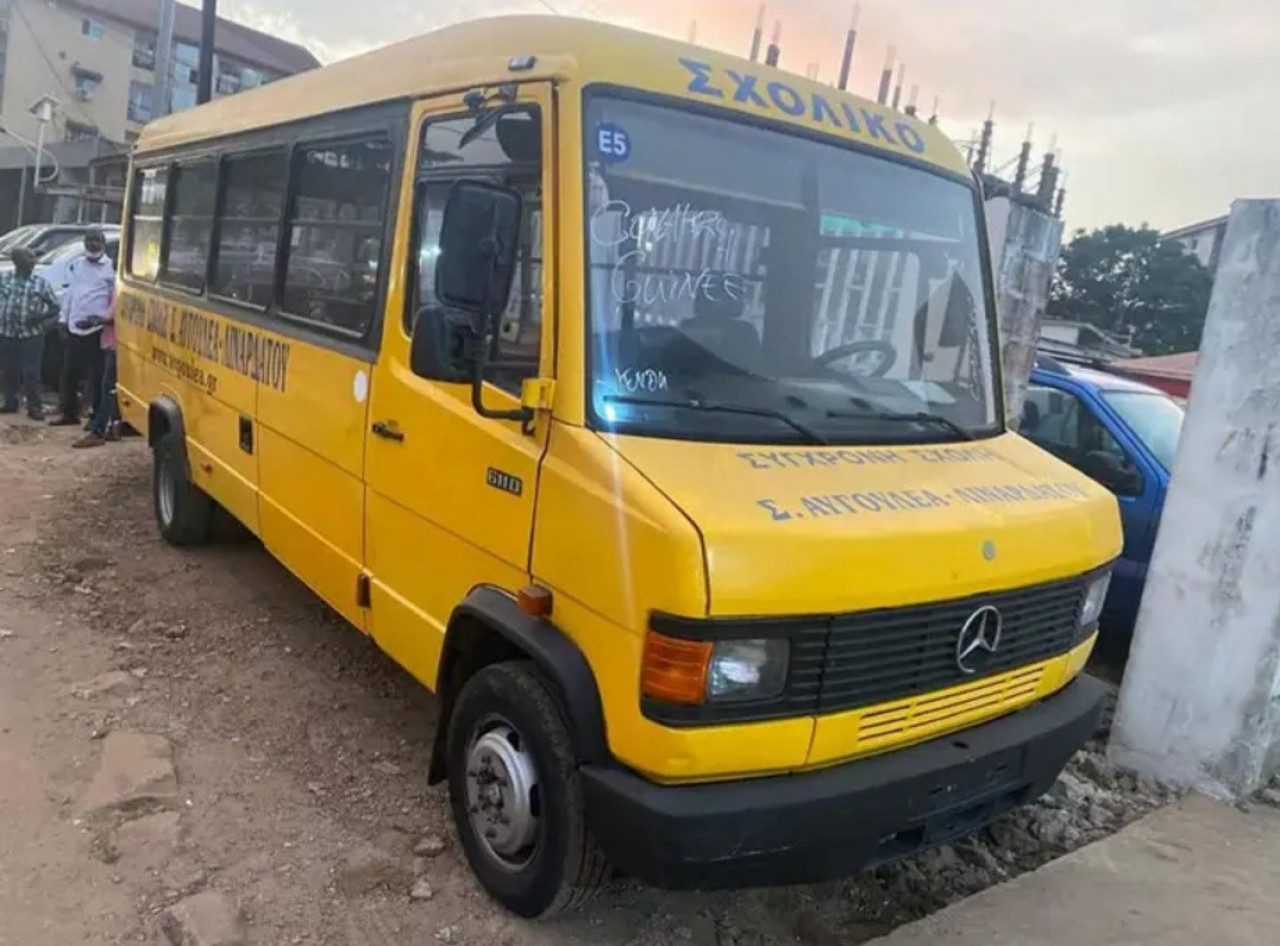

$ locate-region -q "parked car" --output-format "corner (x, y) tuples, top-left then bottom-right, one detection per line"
(1022, 354), (1186, 659)
(0, 224), (121, 271)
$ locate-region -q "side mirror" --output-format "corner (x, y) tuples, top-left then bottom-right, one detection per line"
(938, 277), (976, 348)
(409, 307), (471, 384)
(431, 180), (537, 429)
(435, 180), (523, 317)
(1084, 450), (1144, 497)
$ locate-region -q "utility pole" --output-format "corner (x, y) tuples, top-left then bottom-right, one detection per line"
(197, 0), (218, 105)
(154, 0), (176, 118)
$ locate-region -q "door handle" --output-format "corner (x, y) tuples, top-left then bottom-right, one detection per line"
(371, 420), (405, 443)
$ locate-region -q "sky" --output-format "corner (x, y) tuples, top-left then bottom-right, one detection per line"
(222, 0), (1279, 234)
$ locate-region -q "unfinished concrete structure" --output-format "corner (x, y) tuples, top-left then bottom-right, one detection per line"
(986, 196), (1063, 427)
(1110, 199), (1280, 797)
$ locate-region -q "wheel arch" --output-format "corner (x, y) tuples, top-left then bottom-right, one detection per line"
(428, 586), (610, 784)
(147, 395), (187, 455)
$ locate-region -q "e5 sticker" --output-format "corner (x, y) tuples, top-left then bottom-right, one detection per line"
(593, 123), (631, 164)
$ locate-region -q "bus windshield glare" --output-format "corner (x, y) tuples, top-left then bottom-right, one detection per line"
(585, 94), (999, 445)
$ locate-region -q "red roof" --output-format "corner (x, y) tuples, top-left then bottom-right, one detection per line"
(1112, 351), (1198, 382)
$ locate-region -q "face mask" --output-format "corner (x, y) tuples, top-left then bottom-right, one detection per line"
(86, 250), (104, 261)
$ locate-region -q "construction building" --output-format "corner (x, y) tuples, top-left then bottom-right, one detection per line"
(0, 0), (318, 228)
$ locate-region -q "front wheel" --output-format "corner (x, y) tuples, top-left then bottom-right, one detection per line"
(152, 429), (213, 547)
(446, 661), (609, 917)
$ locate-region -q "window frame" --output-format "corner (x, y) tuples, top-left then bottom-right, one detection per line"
(119, 103), (407, 362)
(158, 157), (219, 295)
(276, 132), (396, 341)
(407, 104), (548, 391)
(208, 145), (289, 312)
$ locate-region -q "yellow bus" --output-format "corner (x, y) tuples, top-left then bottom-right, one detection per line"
(117, 15), (1121, 917)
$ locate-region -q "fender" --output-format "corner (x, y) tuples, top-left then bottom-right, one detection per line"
(428, 586), (610, 783)
(147, 395), (187, 454)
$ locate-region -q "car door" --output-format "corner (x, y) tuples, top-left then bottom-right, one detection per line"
(1022, 380), (1158, 633)
(362, 85), (556, 689)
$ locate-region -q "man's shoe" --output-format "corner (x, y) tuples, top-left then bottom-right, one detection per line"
(72, 433), (105, 449)
(48, 416), (80, 427)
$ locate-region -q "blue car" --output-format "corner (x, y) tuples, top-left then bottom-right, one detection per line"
(1021, 355), (1186, 658)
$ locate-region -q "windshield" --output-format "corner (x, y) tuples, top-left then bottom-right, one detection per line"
(26, 230), (81, 257)
(1102, 389), (1184, 471)
(0, 226), (34, 253)
(583, 95), (998, 445)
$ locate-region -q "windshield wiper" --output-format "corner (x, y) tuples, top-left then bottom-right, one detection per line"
(604, 395), (829, 445)
(826, 409), (974, 441)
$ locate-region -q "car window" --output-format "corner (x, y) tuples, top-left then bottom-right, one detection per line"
(1023, 383), (1143, 495)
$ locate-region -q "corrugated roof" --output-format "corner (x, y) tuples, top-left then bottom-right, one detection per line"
(1112, 351), (1198, 381)
(1161, 215), (1228, 242)
(70, 0), (320, 74)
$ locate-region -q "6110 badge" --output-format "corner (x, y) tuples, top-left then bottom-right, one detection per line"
(486, 468), (524, 497)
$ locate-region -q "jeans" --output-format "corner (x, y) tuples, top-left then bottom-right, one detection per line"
(0, 335), (45, 415)
(89, 348), (117, 436)
(59, 330), (105, 421)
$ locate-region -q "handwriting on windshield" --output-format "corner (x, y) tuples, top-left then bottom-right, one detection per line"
(610, 255), (748, 306)
(591, 200), (727, 247)
(591, 199), (750, 307)
(615, 367), (669, 393)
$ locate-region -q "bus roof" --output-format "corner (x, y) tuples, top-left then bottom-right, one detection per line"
(135, 15), (968, 177)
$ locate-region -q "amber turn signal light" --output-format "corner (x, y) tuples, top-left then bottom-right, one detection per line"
(518, 584), (553, 617)
(641, 631), (711, 705)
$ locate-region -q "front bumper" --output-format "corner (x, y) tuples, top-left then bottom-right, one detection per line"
(582, 674), (1106, 890)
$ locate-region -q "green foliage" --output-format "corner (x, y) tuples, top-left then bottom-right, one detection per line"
(1048, 224), (1214, 356)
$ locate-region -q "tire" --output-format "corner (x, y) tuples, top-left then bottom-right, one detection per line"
(152, 428), (213, 547)
(446, 661), (610, 918)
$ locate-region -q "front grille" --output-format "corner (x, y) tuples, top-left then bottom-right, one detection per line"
(810, 577), (1085, 713)
(643, 574), (1087, 727)
(852, 664), (1046, 753)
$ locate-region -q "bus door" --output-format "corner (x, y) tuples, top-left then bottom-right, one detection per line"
(363, 85), (556, 688)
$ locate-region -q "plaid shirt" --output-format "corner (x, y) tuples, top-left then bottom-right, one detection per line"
(0, 271), (60, 339)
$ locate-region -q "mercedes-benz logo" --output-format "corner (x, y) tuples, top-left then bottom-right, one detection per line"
(956, 605), (1003, 674)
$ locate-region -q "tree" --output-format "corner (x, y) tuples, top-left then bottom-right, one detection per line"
(1048, 224), (1215, 356)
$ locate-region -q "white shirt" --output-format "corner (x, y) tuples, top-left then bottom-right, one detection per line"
(61, 253), (115, 337)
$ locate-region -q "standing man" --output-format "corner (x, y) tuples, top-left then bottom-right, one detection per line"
(0, 247), (60, 419)
(51, 228), (114, 427)
(73, 297), (117, 448)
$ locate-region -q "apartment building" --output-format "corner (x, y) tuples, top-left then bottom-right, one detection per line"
(0, 0), (318, 144)
(0, 0), (318, 228)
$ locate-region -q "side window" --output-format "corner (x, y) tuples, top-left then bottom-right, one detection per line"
(1023, 384), (1143, 495)
(409, 107), (543, 393)
(129, 166), (169, 280)
(212, 150), (286, 308)
(161, 160), (218, 292)
(280, 137), (392, 337)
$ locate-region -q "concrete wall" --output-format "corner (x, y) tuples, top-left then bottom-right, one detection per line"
(986, 196), (1063, 428)
(1110, 199), (1280, 798)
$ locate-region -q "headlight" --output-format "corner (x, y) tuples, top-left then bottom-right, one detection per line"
(1080, 572), (1112, 627)
(707, 639), (789, 702)
(641, 628), (791, 707)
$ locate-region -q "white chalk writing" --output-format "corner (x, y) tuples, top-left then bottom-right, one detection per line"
(590, 199), (727, 248)
(615, 367), (669, 393)
(610, 252), (749, 306)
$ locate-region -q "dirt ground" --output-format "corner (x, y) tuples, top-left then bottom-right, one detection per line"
(0, 418), (1176, 946)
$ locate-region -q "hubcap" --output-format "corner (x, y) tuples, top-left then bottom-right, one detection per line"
(157, 457), (176, 526)
(464, 720), (540, 869)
